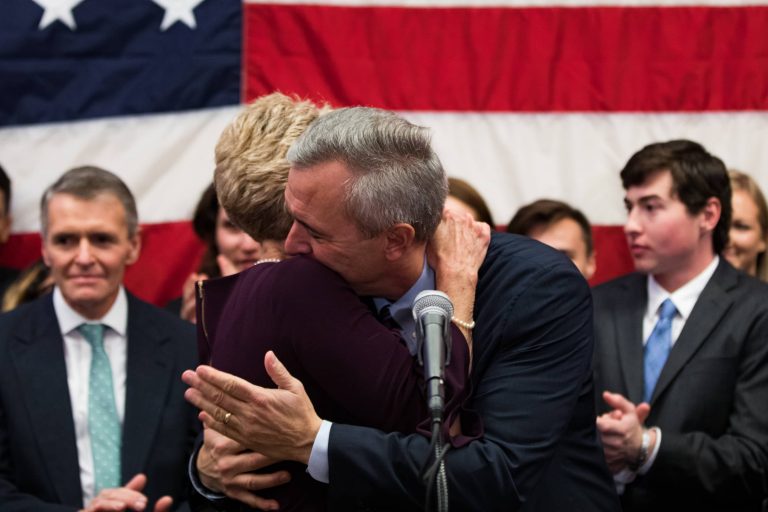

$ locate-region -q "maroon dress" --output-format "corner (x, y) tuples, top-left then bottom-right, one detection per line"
(195, 255), (476, 511)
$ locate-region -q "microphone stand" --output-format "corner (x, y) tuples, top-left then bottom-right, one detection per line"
(412, 292), (453, 512)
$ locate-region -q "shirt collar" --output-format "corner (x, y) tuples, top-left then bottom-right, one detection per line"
(53, 286), (128, 337)
(646, 256), (719, 321)
(373, 258), (435, 331)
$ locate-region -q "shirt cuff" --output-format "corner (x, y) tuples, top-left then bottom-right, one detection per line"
(188, 443), (227, 502)
(638, 427), (661, 475)
(306, 420), (332, 484)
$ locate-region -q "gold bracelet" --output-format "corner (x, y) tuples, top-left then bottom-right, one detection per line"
(451, 316), (476, 330)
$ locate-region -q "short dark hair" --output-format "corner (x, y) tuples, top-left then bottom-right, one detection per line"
(507, 199), (593, 256)
(191, 183), (222, 278)
(620, 140), (731, 254)
(0, 164), (10, 214)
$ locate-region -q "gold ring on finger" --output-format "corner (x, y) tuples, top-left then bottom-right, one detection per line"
(223, 411), (232, 425)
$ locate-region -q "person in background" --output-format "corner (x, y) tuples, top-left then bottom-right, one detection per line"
(1, 258), (53, 312)
(0, 164), (18, 298)
(446, 177), (495, 227)
(593, 140), (768, 511)
(725, 170), (768, 282)
(169, 183), (278, 322)
(507, 198), (596, 280)
(0, 166), (199, 511)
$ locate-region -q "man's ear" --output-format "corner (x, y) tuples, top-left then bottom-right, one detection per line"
(584, 251), (597, 281)
(126, 227), (142, 266)
(384, 223), (416, 261)
(699, 197), (722, 234)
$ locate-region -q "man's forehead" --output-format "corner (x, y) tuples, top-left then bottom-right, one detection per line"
(286, 164), (350, 205)
(47, 192), (128, 230)
(625, 169), (677, 201)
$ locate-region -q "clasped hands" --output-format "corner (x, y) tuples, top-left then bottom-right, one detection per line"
(596, 391), (657, 474)
(182, 351), (322, 509)
(79, 474), (172, 512)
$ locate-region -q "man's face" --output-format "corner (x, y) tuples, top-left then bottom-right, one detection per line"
(623, 170), (710, 280)
(283, 160), (390, 296)
(529, 217), (595, 279)
(42, 192), (140, 319)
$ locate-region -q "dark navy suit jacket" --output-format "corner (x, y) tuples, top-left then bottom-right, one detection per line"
(327, 233), (620, 511)
(593, 260), (768, 511)
(0, 292), (199, 511)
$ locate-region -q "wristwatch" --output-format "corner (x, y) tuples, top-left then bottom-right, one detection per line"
(629, 428), (651, 471)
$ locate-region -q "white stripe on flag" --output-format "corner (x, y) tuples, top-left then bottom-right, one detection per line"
(0, 106), (242, 233)
(3, 108), (765, 231)
(402, 111), (768, 225)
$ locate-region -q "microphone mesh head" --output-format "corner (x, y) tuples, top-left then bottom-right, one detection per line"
(412, 290), (454, 319)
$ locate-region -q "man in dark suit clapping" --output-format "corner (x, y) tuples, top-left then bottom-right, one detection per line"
(593, 140), (768, 511)
(0, 167), (199, 511)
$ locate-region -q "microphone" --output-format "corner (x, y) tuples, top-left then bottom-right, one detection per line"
(412, 290), (454, 424)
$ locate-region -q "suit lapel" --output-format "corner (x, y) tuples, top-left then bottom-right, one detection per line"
(651, 261), (735, 404)
(9, 296), (83, 507)
(614, 275), (647, 404)
(121, 295), (172, 480)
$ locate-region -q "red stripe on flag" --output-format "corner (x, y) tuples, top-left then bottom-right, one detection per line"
(244, 4), (768, 112)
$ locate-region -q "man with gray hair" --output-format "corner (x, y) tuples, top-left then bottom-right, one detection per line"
(0, 166), (199, 511)
(185, 107), (619, 511)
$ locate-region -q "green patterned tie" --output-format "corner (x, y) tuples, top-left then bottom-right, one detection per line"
(78, 323), (121, 493)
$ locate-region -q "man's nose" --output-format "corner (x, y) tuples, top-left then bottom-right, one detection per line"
(75, 239), (94, 264)
(284, 221), (311, 256)
(624, 207), (641, 236)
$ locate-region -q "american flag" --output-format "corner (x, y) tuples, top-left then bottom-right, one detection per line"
(1, 0), (767, 303)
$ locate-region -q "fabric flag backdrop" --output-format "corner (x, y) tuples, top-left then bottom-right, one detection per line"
(1, 0), (767, 305)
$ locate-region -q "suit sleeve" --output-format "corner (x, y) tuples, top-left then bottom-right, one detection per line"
(278, 260), (471, 435)
(0, 383), (78, 512)
(326, 262), (595, 511)
(645, 304), (768, 505)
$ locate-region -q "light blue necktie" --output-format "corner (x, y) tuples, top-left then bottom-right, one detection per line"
(79, 323), (121, 493)
(643, 299), (677, 403)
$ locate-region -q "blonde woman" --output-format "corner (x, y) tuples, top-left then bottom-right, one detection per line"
(726, 170), (768, 281)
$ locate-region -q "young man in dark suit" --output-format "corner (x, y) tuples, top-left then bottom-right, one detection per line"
(593, 140), (768, 511)
(184, 107), (620, 511)
(0, 167), (199, 511)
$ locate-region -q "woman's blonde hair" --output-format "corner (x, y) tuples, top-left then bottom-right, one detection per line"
(214, 92), (330, 241)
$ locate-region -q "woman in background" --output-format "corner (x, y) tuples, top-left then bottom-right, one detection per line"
(725, 170), (768, 281)
(446, 176), (495, 227)
(170, 183), (282, 321)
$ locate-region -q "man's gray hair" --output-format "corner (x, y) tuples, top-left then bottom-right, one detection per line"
(286, 107), (447, 241)
(41, 166), (139, 238)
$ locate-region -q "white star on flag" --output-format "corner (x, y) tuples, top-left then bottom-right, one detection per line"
(30, 0), (85, 30)
(152, 0), (207, 31)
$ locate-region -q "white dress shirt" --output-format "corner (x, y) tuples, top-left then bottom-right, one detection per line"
(615, 256), (719, 488)
(54, 286), (128, 507)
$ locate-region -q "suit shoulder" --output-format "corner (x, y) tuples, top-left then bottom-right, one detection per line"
(0, 295), (51, 337)
(593, 272), (644, 297)
(127, 294), (195, 338)
(485, 232), (578, 277)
